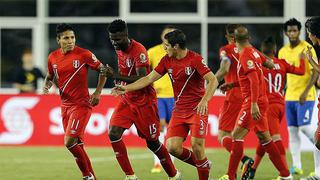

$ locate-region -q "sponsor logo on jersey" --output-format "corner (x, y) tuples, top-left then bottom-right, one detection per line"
(247, 60), (254, 69)
(139, 53), (147, 63)
(92, 53), (98, 63)
(73, 60), (80, 68)
(185, 67), (192, 75)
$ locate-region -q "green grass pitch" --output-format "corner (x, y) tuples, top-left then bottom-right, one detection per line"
(0, 147), (314, 180)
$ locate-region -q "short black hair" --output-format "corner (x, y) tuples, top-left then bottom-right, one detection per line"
(226, 24), (241, 34)
(56, 23), (74, 38)
(108, 19), (128, 34)
(164, 29), (187, 49)
(261, 36), (276, 55)
(283, 18), (302, 31)
(306, 16), (320, 38)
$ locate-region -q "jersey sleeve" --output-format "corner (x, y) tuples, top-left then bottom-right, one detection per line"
(133, 45), (149, 68)
(284, 58), (305, 75)
(47, 55), (54, 76)
(147, 48), (156, 69)
(194, 57), (211, 77)
(154, 57), (167, 76)
(240, 53), (257, 74)
(83, 50), (102, 70)
(219, 47), (231, 63)
(278, 48), (284, 59)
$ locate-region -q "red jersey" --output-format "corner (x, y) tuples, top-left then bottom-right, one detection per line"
(238, 47), (267, 103)
(116, 40), (156, 105)
(155, 50), (211, 115)
(48, 46), (101, 107)
(219, 43), (242, 102)
(263, 57), (305, 105)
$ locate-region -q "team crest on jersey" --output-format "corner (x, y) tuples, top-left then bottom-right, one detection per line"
(185, 67), (192, 75)
(139, 53), (147, 63)
(126, 58), (133, 67)
(73, 60), (80, 68)
(247, 60), (254, 69)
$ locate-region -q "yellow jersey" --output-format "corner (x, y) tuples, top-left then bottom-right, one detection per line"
(278, 40), (317, 101)
(148, 44), (174, 98)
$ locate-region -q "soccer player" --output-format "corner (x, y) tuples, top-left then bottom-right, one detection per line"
(279, 18), (318, 175)
(112, 29), (218, 180)
(105, 19), (180, 180)
(215, 24), (254, 168)
(248, 36), (305, 179)
(148, 25), (176, 173)
(300, 16), (320, 180)
(42, 23), (107, 180)
(218, 26), (291, 180)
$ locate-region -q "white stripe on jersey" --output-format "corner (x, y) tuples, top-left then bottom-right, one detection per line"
(61, 63), (86, 94)
(175, 69), (196, 104)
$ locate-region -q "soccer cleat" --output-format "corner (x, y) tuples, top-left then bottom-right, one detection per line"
(83, 173), (95, 180)
(272, 174), (293, 180)
(300, 172), (320, 180)
(290, 166), (303, 175)
(125, 174), (139, 180)
(151, 164), (162, 173)
(218, 175), (230, 180)
(248, 168), (256, 179)
(241, 158), (254, 180)
(168, 171), (182, 180)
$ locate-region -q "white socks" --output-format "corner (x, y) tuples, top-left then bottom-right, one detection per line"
(289, 126), (302, 169)
(299, 125), (315, 143)
(314, 147), (320, 176)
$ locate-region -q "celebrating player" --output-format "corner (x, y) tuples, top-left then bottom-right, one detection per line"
(43, 23), (107, 180)
(218, 26), (291, 180)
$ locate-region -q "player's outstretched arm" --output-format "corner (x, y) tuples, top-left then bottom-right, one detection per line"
(305, 46), (320, 72)
(42, 72), (53, 94)
(90, 64), (107, 106)
(113, 70), (162, 95)
(287, 58), (306, 75)
(196, 72), (218, 115)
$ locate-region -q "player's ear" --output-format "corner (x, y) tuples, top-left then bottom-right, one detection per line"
(56, 37), (60, 45)
(174, 44), (179, 50)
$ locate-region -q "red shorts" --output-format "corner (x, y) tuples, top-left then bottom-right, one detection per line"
(109, 100), (160, 141)
(167, 112), (208, 139)
(235, 101), (269, 132)
(61, 105), (92, 140)
(267, 103), (285, 136)
(218, 100), (242, 132)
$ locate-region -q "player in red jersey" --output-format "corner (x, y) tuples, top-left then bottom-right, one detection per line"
(215, 24), (254, 167)
(105, 19), (180, 180)
(218, 26), (291, 180)
(42, 23), (107, 180)
(302, 16), (320, 180)
(112, 29), (218, 180)
(246, 36), (305, 179)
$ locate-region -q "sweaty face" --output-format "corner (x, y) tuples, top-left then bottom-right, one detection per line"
(308, 31), (318, 46)
(57, 30), (76, 53)
(163, 39), (175, 57)
(286, 26), (300, 43)
(109, 32), (128, 51)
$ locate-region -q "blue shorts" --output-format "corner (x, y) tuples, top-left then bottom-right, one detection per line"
(285, 101), (315, 126)
(157, 98), (175, 123)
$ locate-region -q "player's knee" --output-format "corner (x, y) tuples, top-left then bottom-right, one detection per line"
(146, 140), (161, 152)
(108, 130), (122, 142)
(191, 142), (204, 155)
(167, 142), (182, 156)
(256, 132), (272, 144)
(271, 134), (281, 142)
(64, 136), (78, 148)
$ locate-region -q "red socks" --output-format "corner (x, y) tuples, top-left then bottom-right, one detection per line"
(79, 143), (96, 179)
(176, 147), (197, 166)
(274, 140), (288, 169)
(111, 139), (134, 175)
(221, 136), (233, 152)
(153, 144), (177, 177)
(263, 141), (290, 177)
(252, 143), (265, 169)
(227, 140), (244, 180)
(68, 143), (91, 177)
(196, 157), (211, 180)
